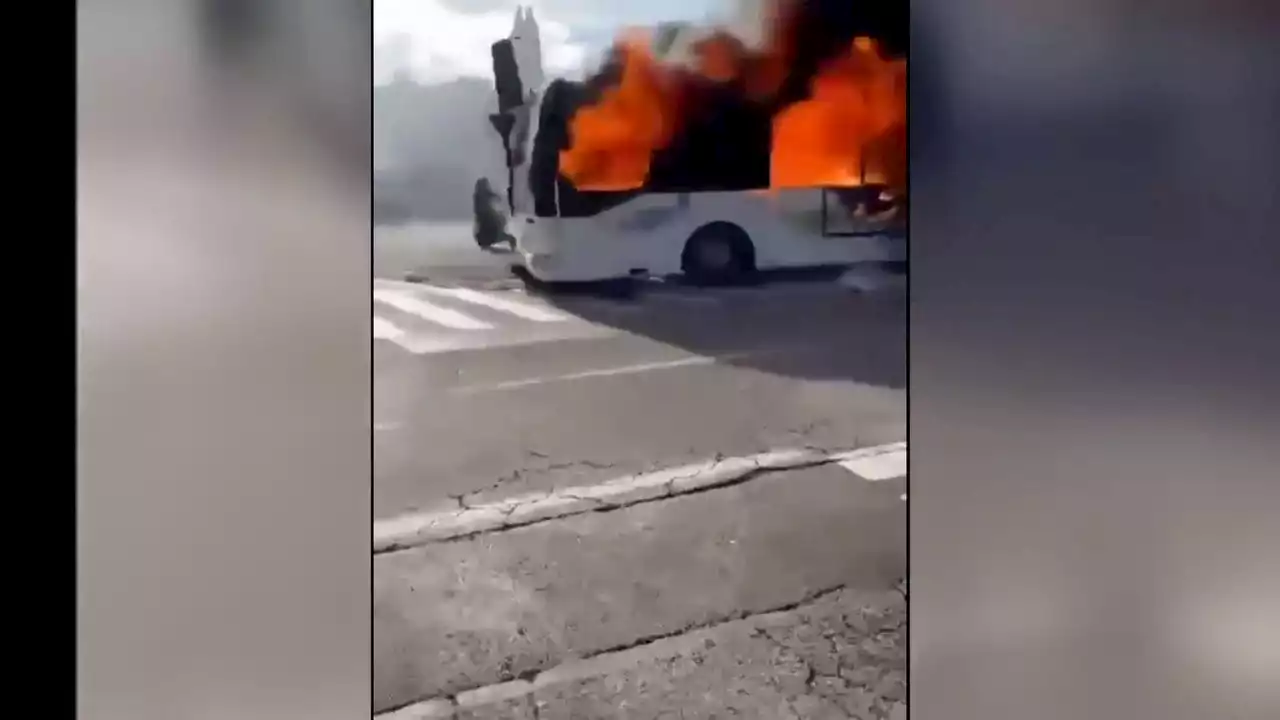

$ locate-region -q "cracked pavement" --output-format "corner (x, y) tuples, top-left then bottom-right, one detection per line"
(448, 458), (622, 510)
(374, 277), (905, 717)
(374, 461), (906, 713)
(444, 586), (906, 720)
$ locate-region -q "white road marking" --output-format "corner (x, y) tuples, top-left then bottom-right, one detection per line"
(415, 285), (569, 322)
(374, 289), (493, 331)
(373, 278), (436, 293)
(832, 442), (907, 481)
(377, 699), (455, 719)
(450, 351), (763, 394)
(373, 442), (905, 553)
(372, 316), (404, 340)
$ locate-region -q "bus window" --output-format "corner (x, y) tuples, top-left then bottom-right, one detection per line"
(528, 78), (640, 218)
(821, 186), (903, 237)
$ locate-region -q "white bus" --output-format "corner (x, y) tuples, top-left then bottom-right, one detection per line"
(511, 182), (904, 285)
(490, 11), (905, 286)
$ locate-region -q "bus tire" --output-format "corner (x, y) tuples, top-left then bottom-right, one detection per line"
(681, 222), (755, 286)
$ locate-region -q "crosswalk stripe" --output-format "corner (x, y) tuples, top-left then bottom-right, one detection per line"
(415, 285), (569, 322)
(373, 316), (404, 340)
(373, 289), (494, 331)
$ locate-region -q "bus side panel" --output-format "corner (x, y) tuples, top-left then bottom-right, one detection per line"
(603, 194), (703, 277)
(515, 190), (904, 282)
(691, 191), (903, 269)
(517, 193), (698, 281)
(516, 208), (678, 281)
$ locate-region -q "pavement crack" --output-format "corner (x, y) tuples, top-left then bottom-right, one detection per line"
(495, 502), (522, 527)
(409, 453), (850, 549)
(663, 468), (704, 496)
(575, 584), (847, 664)
(458, 459), (620, 506)
(379, 585), (852, 717)
(560, 493), (608, 507)
(545, 459), (617, 472)
(748, 600), (899, 720)
(454, 469), (525, 508)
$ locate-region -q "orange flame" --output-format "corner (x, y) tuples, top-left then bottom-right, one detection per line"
(559, 11), (906, 195)
(770, 38), (905, 189)
(556, 33), (681, 193)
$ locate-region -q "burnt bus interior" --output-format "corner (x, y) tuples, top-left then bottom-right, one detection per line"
(528, 75), (902, 238)
(528, 81), (901, 228)
(497, 0), (906, 227)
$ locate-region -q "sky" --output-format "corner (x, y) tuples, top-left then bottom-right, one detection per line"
(373, 0), (729, 85)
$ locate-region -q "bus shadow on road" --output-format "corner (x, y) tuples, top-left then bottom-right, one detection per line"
(530, 272), (907, 389)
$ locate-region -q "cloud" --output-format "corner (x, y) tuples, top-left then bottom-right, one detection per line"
(374, 0), (588, 85)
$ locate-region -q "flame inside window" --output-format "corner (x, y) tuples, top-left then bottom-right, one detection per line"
(556, 1), (906, 197)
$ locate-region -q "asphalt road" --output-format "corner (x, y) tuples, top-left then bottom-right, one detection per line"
(372, 231), (907, 717)
(375, 280), (905, 515)
(375, 221), (515, 285)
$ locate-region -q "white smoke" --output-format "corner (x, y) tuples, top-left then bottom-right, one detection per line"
(374, 0), (586, 85)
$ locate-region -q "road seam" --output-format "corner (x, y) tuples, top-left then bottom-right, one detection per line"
(374, 441), (906, 554)
(374, 583), (908, 719)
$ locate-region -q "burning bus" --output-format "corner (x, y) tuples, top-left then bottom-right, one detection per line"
(484, 0), (906, 285)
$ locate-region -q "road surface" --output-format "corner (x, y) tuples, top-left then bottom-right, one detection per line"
(372, 231), (907, 718)
(375, 221), (514, 284)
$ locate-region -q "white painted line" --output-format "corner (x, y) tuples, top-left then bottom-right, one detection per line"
(375, 698), (455, 719)
(374, 448), (821, 552)
(373, 278), (435, 293)
(450, 348), (786, 394)
(374, 289), (493, 331)
(832, 442), (907, 481)
(373, 442), (905, 553)
(373, 316), (404, 340)
(416, 285), (569, 322)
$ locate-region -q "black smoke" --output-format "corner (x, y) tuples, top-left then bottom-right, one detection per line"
(528, 0), (905, 217)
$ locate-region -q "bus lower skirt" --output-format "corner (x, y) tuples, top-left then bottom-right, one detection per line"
(509, 263), (640, 299)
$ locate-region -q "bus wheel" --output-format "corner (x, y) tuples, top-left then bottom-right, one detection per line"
(681, 222), (755, 286)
